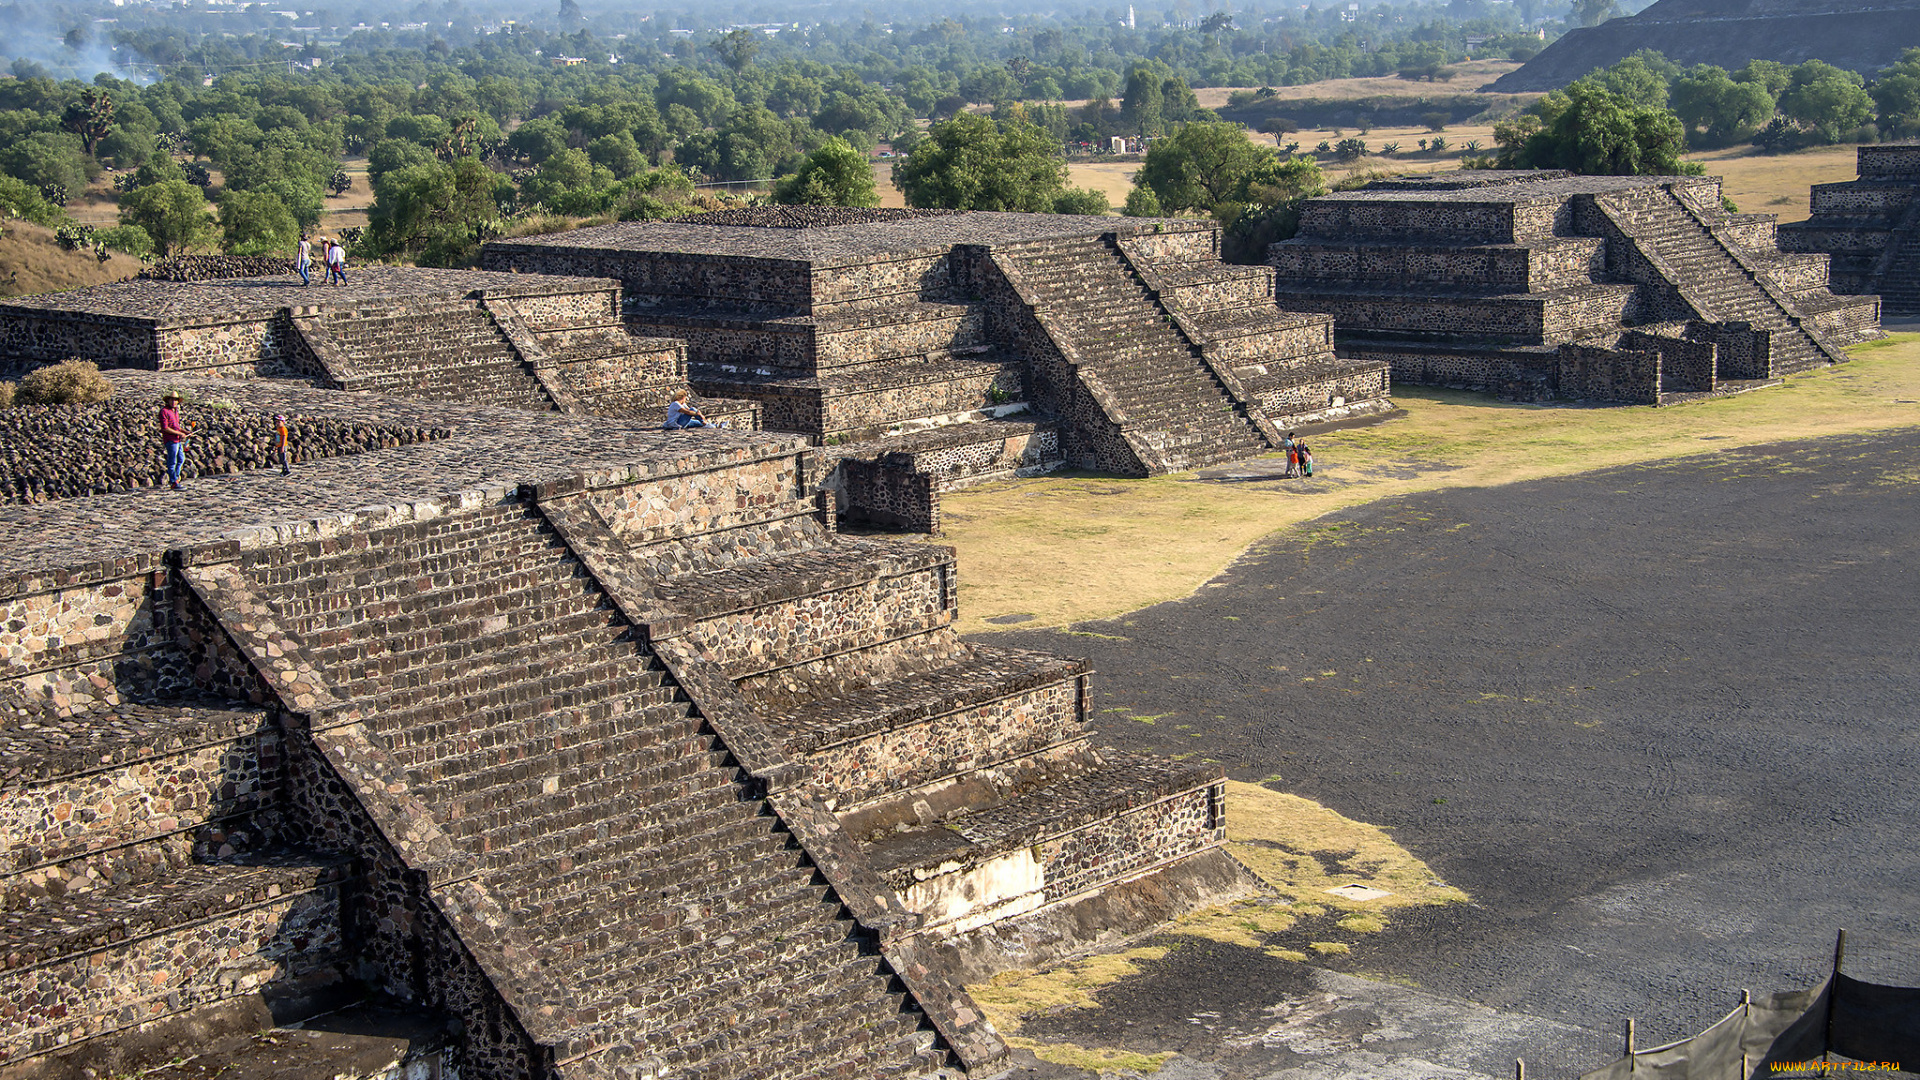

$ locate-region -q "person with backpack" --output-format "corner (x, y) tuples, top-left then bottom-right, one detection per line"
(324, 238), (347, 285)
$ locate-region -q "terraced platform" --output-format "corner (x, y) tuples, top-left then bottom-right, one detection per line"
(1271, 171), (1882, 405)
(0, 378), (1242, 1080)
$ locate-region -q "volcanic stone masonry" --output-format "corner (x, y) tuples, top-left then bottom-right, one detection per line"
(1268, 170), (1883, 405)
(0, 265), (761, 429)
(0, 375), (1254, 1080)
(482, 207), (1389, 530)
(1778, 144), (1920, 317)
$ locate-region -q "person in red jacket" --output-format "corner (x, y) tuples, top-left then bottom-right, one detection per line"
(159, 393), (188, 489)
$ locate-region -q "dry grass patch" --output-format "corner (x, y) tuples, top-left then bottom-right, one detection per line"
(964, 781), (1463, 1067)
(0, 220), (142, 297)
(968, 946), (1178, 1073)
(946, 337), (1920, 633)
(1221, 781), (1467, 914)
(1683, 143), (1861, 223)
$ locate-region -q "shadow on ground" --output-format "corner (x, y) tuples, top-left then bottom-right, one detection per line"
(983, 428), (1920, 1071)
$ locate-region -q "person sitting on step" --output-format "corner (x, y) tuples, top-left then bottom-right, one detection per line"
(665, 389), (726, 429)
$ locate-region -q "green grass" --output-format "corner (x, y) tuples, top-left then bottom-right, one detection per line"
(943, 337), (1920, 633)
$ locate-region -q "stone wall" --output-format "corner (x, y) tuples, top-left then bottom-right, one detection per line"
(1, 708), (286, 909)
(678, 557), (955, 679)
(1556, 343), (1661, 404)
(482, 284), (618, 329)
(1350, 344), (1557, 402)
(1037, 787), (1220, 902)
(1, 866), (349, 1060)
(1857, 144), (1920, 178)
(1622, 328), (1718, 393)
(644, 306), (985, 373)
(482, 248), (814, 315)
(0, 311), (314, 378)
(0, 314), (164, 371)
(582, 452), (810, 549)
(799, 679), (1083, 808)
(1250, 365), (1393, 422)
(1298, 196), (1568, 244)
(837, 461), (937, 532)
(0, 558), (199, 715)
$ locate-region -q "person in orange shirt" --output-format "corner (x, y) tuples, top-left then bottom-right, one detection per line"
(273, 414), (292, 475)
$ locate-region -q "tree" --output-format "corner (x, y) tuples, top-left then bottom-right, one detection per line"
(1133, 122), (1277, 215)
(773, 137), (878, 207)
(709, 29), (760, 74)
(364, 154), (506, 266)
(1592, 53), (1675, 109)
(0, 174), (65, 227)
(1779, 61), (1873, 143)
(1871, 49), (1920, 137)
(1494, 82), (1687, 175)
(1, 132), (91, 204)
(517, 148), (613, 214)
(1053, 187), (1111, 215)
(118, 179), (214, 256)
(1669, 65), (1775, 145)
(587, 132), (646, 179)
(1570, 0), (1620, 26)
(217, 187), (299, 255)
(892, 113), (1070, 212)
(1733, 60), (1792, 100)
(60, 88), (115, 157)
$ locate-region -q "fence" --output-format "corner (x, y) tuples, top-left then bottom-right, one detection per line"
(1578, 933), (1920, 1080)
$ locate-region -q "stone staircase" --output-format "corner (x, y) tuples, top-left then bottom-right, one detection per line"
(225, 502), (949, 1080)
(1595, 186), (1832, 374)
(1871, 217), (1920, 315)
(301, 301), (556, 409)
(994, 238), (1266, 473)
(597, 493), (1228, 946)
(0, 698), (356, 1074)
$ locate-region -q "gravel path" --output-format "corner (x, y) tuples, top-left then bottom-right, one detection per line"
(987, 428), (1920, 1066)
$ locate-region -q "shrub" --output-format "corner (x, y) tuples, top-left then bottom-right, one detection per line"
(1429, 135), (1449, 152)
(1334, 137), (1369, 161)
(14, 360), (113, 405)
(1422, 112), (1450, 131)
(93, 224), (155, 258)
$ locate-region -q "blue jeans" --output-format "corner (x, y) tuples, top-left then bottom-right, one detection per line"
(665, 414), (708, 428)
(165, 441), (184, 486)
(296, 259), (310, 285)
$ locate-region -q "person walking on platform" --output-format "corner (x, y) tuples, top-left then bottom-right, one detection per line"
(295, 235), (312, 286)
(324, 238), (347, 285)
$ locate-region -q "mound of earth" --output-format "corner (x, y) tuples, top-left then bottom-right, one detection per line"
(1489, 0), (1920, 92)
(0, 220), (142, 298)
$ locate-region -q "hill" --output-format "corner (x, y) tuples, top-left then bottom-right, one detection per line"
(0, 220), (142, 299)
(1489, 0), (1920, 91)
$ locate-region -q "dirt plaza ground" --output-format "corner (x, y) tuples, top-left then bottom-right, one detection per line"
(980, 429), (1920, 1076)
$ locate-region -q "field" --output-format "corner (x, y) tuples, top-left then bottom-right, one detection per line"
(938, 334), (1920, 634)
